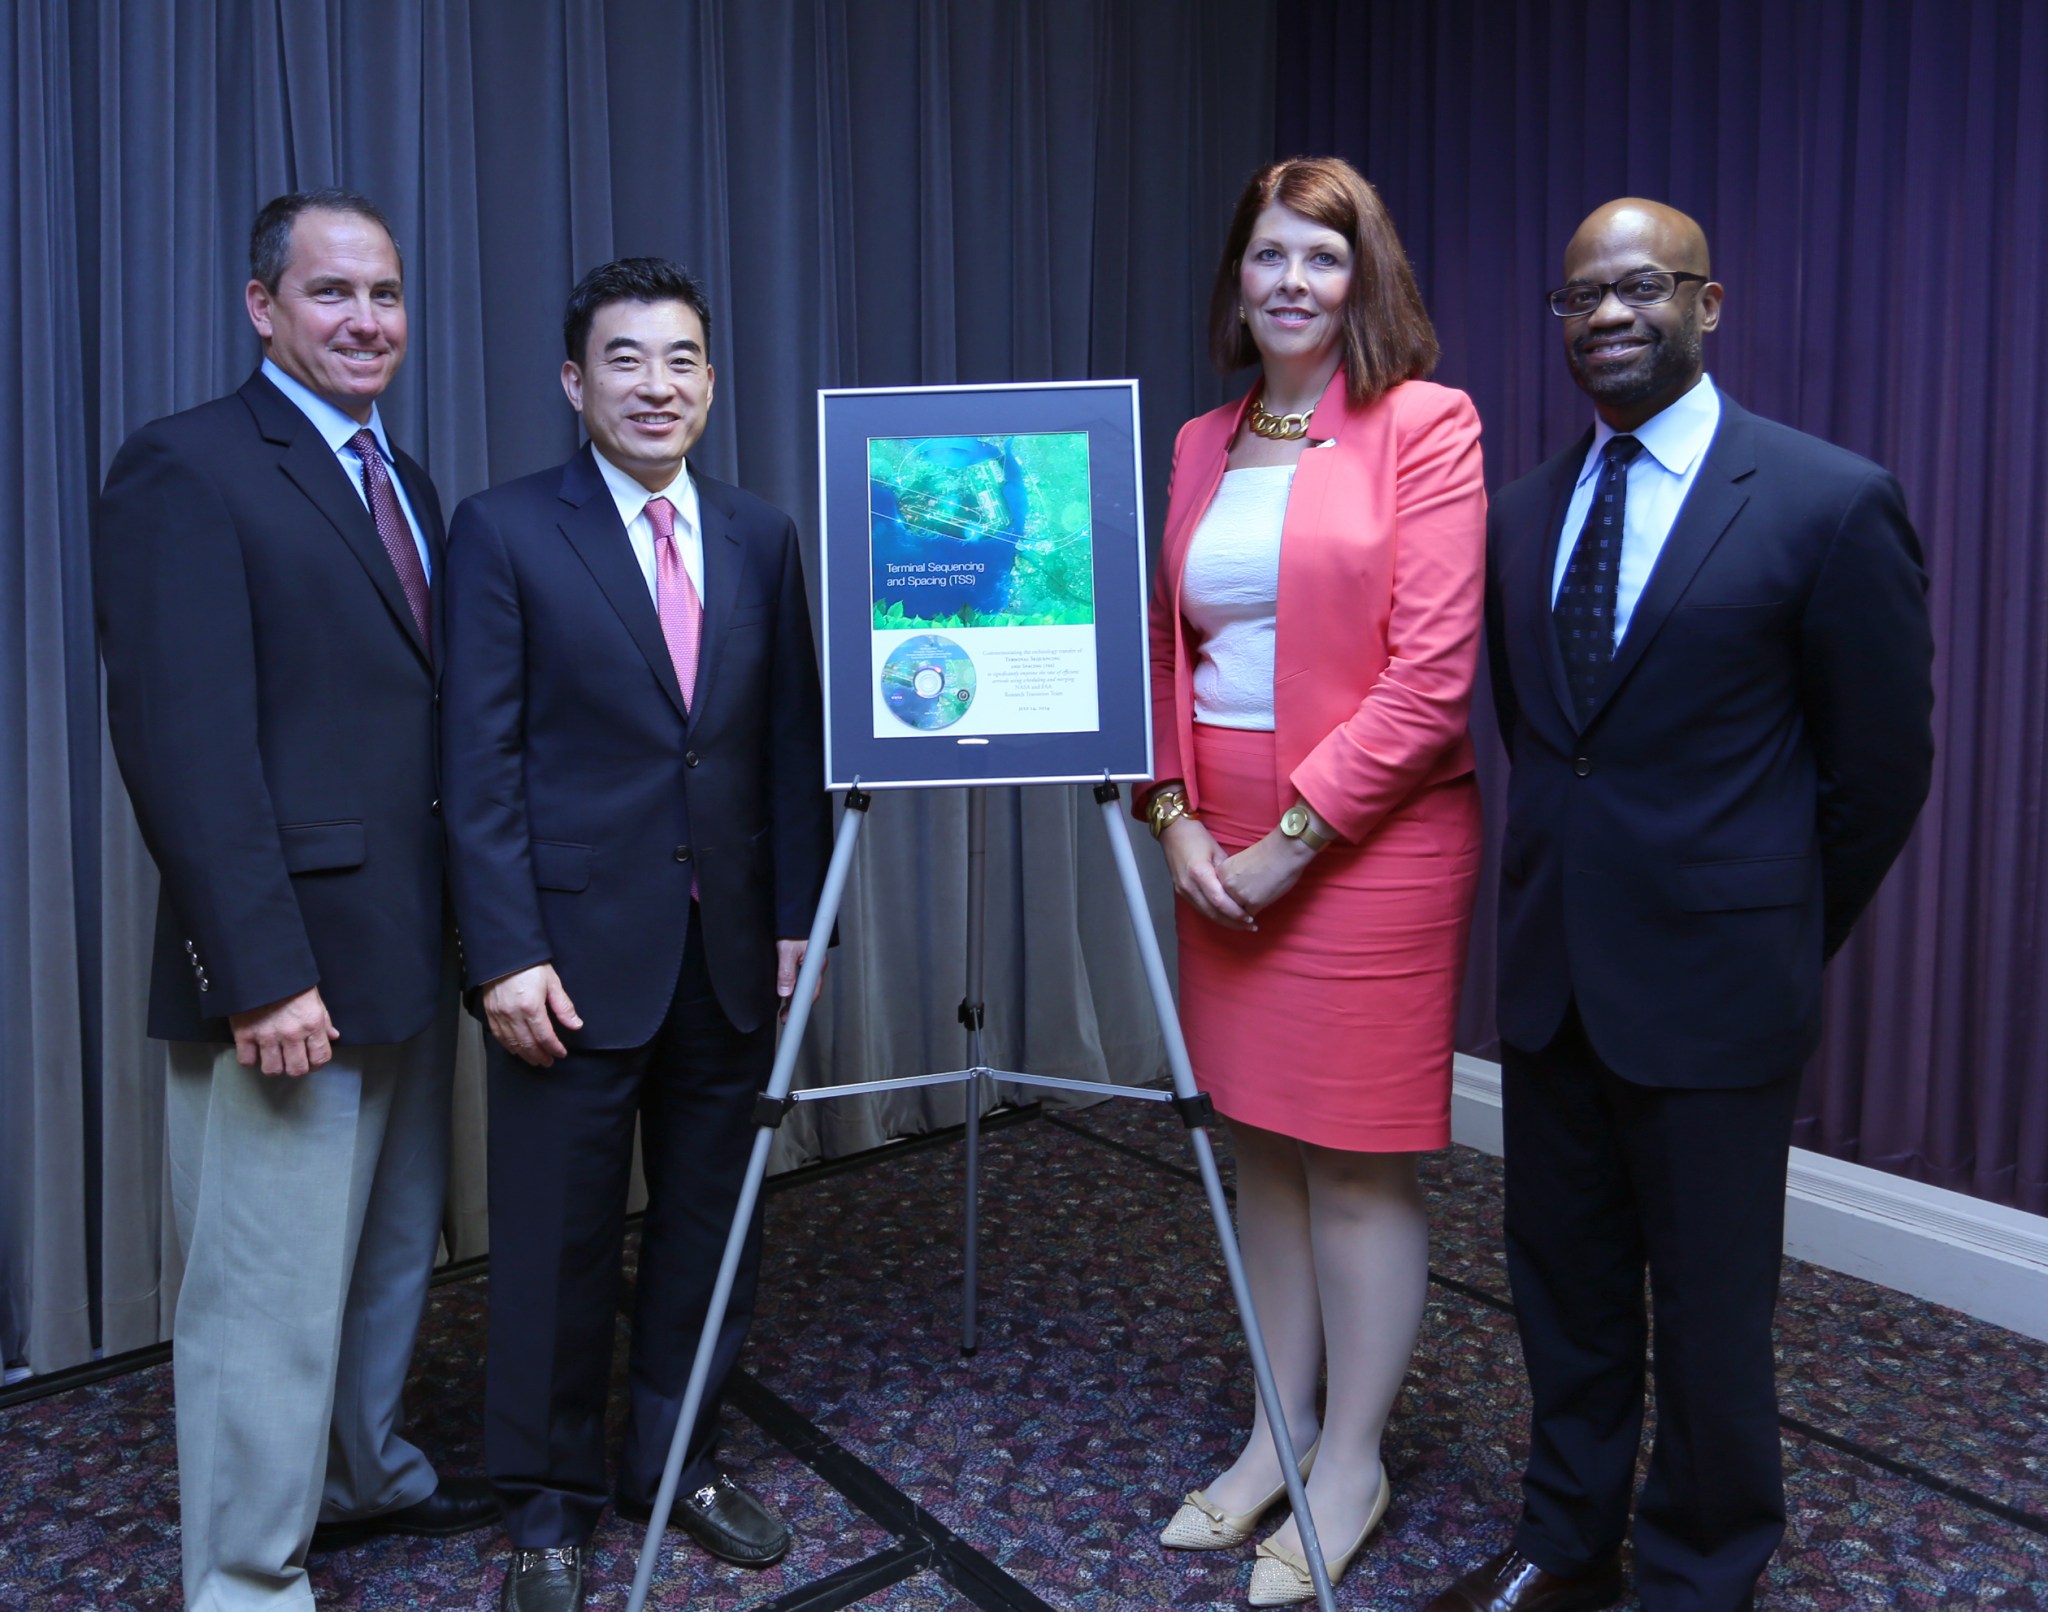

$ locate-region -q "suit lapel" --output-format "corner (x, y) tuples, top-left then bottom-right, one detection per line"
(1525, 433), (1591, 731)
(688, 471), (746, 730)
(554, 446), (690, 722)
(243, 372), (431, 666)
(1586, 402), (1755, 724)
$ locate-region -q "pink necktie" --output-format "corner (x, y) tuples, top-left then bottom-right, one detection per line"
(347, 429), (431, 652)
(648, 496), (701, 712)
(648, 496), (702, 901)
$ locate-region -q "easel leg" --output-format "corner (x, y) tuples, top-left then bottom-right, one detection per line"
(961, 792), (989, 1355)
(1093, 783), (1338, 1612)
(623, 791), (872, 1612)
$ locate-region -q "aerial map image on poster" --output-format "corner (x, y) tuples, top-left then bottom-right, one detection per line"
(867, 432), (1100, 739)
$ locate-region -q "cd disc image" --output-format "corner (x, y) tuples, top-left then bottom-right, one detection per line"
(881, 634), (977, 731)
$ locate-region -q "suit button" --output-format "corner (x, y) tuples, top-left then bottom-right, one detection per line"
(674, 845), (692, 862)
(685, 751), (700, 767)
(430, 798), (441, 815)
(1573, 756), (1593, 777)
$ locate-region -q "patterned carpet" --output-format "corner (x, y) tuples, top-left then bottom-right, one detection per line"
(3, 1095), (2045, 1609)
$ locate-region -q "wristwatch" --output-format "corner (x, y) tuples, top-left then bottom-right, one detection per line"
(1278, 802), (1332, 852)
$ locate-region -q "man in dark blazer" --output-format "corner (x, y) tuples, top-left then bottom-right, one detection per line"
(1426, 201), (1934, 1612)
(440, 258), (831, 1612)
(96, 190), (494, 1612)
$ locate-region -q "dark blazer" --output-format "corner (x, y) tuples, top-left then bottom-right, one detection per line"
(1485, 392), (1934, 1087)
(439, 445), (830, 1045)
(96, 369), (448, 1044)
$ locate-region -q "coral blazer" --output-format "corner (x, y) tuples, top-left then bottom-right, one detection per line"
(1148, 369), (1487, 841)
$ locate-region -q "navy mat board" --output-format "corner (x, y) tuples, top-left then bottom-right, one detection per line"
(817, 381), (1151, 790)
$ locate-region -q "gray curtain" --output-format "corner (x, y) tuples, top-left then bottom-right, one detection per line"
(2, 0), (1276, 1373)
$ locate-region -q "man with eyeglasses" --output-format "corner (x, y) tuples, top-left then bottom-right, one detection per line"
(1424, 200), (1934, 1612)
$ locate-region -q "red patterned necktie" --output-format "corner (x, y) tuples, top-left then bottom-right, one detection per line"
(648, 495), (702, 712)
(347, 428), (432, 651)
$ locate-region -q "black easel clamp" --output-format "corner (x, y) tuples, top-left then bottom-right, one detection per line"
(1171, 1090), (1217, 1130)
(957, 999), (985, 1030)
(752, 1093), (797, 1129)
(846, 788), (873, 812)
(1093, 780), (1121, 805)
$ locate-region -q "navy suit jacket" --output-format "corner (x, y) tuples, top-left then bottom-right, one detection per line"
(440, 445), (830, 1046)
(96, 370), (449, 1044)
(1485, 393), (1934, 1087)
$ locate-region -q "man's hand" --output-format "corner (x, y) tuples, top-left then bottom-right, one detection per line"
(1219, 830), (1317, 919)
(776, 938), (827, 1024)
(482, 963), (583, 1067)
(230, 987), (339, 1077)
(1160, 817), (1256, 930)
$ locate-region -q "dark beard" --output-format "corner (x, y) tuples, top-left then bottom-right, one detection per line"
(1567, 315), (1704, 409)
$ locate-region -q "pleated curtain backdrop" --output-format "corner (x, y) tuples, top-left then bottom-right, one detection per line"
(1, 0), (1277, 1374)
(1278, 0), (2048, 1213)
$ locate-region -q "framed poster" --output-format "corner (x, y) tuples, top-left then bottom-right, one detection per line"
(816, 380), (1152, 790)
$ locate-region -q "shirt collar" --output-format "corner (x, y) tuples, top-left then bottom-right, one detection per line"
(593, 447), (696, 535)
(261, 357), (394, 460)
(1577, 372), (1721, 486)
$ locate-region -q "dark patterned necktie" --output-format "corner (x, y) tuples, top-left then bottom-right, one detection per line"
(348, 428), (432, 652)
(1553, 434), (1642, 722)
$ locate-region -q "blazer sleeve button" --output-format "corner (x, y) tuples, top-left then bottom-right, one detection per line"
(674, 845), (692, 862)
(1573, 756), (1593, 777)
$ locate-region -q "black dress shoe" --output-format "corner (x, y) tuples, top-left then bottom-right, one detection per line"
(1422, 1547), (1625, 1612)
(311, 1473), (501, 1550)
(618, 1473), (791, 1567)
(501, 1546), (586, 1612)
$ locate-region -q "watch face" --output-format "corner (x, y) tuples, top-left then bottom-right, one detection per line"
(1281, 805), (1309, 836)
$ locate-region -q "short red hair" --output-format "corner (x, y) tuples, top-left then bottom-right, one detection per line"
(1209, 156), (1439, 407)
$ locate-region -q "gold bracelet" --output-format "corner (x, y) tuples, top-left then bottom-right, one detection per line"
(1146, 783), (1192, 839)
(1152, 796), (1193, 838)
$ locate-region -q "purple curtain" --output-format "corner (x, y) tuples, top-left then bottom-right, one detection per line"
(1277, 0), (2048, 1212)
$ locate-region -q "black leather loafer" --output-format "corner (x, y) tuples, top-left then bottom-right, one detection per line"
(311, 1473), (501, 1550)
(1423, 1547), (1625, 1612)
(501, 1545), (586, 1612)
(618, 1473), (791, 1567)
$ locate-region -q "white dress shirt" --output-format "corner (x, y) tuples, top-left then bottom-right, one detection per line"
(261, 357), (432, 580)
(1550, 373), (1723, 643)
(593, 449), (704, 604)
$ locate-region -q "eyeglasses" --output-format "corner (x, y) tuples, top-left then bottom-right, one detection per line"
(1546, 271), (1709, 319)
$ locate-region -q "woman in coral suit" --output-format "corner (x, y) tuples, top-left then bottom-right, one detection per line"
(1143, 155), (1487, 1606)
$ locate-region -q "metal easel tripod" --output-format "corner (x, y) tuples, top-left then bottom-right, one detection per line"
(622, 781), (1338, 1612)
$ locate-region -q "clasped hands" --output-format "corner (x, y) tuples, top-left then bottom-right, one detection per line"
(1160, 815), (1318, 930)
(480, 939), (825, 1067)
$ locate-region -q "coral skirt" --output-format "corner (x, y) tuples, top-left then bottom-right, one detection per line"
(1175, 722), (1482, 1152)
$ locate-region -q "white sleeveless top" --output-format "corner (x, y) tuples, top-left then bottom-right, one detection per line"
(1180, 465), (1291, 730)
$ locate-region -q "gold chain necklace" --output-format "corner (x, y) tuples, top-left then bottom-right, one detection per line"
(1247, 395), (1315, 441)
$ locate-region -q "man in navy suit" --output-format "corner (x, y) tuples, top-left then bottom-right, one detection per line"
(1426, 201), (1934, 1612)
(96, 190), (494, 1612)
(440, 258), (830, 1612)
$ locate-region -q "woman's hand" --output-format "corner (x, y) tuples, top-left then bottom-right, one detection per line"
(1219, 830), (1317, 919)
(1160, 816), (1257, 930)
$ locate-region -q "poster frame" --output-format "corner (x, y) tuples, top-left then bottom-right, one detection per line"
(815, 379), (1152, 791)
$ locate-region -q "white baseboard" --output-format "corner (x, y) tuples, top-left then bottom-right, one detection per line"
(1449, 1054), (2048, 1343)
